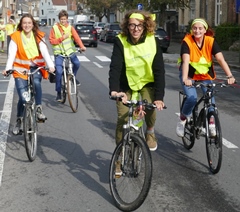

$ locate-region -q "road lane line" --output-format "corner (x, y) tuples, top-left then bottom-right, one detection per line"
(0, 76), (15, 186)
(223, 138), (239, 148)
(95, 56), (111, 62)
(93, 62), (103, 68)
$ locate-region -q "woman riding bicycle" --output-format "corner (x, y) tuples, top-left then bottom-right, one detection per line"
(109, 9), (166, 151)
(2, 14), (55, 135)
(176, 18), (236, 138)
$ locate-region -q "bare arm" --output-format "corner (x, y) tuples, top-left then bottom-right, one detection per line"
(215, 52), (235, 84)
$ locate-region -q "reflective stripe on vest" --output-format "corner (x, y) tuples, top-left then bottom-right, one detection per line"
(183, 34), (216, 80)
(52, 24), (76, 55)
(118, 34), (156, 99)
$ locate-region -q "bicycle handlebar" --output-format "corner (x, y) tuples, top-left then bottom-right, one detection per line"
(109, 95), (167, 110)
(5, 66), (50, 77)
(193, 81), (237, 89)
(58, 48), (83, 58)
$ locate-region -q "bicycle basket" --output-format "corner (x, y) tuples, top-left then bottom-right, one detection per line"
(49, 72), (56, 83)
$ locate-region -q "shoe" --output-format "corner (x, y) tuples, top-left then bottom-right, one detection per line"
(12, 117), (23, 135)
(56, 92), (62, 102)
(76, 79), (81, 86)
(209, 124), (216, 137)
(0, 49), (4, 53)
(115, 161), (123, 176)
(176, 119), (186, 137)
(146, 133), (158, 151)
(36, 105), (46, 120)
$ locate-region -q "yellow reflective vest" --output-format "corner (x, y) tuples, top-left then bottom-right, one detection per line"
(118, 34), (156, 99)
(52, 24), (76, 55)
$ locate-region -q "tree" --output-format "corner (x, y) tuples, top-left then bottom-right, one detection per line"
(85, 0), (121, 22)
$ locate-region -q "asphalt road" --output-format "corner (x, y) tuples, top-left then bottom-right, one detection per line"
(0, 29), (240, 211)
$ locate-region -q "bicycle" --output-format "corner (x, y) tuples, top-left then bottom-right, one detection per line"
(109, 96), (157, 211)
(58, 50), (81, 113)
(6, 66), (49, 162)
(178, 81), (232, 174)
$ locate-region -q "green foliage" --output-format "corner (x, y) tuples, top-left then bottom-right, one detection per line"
(214, 23), (240, 50)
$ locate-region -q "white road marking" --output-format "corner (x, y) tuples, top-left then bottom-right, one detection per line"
(93, 62), (103, 68)
(175, 112), (239, 149)
(0, 76), (15, 186)
(0, 92), (7, 94)
(223, 138), (239, 148)
(95, 56), (111, 62)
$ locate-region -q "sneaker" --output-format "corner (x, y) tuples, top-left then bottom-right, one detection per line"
(176, 119), (186, 137)
(56, 92), (62, 102)
(146, 133), (158, 151)
(0, 49), (4, 53)
(12, 117), (23, 135)
(76, 79), (81, 86)
(209, 124), (216, 137)
(115, 161), (123, 176)
(36, 105), (46, 120)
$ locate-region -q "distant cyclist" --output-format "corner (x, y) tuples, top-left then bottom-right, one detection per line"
(2, 14), (55, 135)
(176, 18), (236, 137)
(109, 9), (165, 151)
(49, 9), (86, 102)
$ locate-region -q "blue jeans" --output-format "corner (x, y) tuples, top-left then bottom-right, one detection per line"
(54, 53), (80, 92)
(15, 68), (42, 117)
(179, 68), (215, 117)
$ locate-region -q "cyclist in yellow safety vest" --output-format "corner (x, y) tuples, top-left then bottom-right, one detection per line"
(49, 9), (86, 102)
(109, 10), (166, 152)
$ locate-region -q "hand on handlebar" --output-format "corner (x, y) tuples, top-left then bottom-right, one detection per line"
(153, 100), (165, 111)
(183, 79), (193, 86)
(48, 67), (55, 73)
(2, 70), (7, 76)
(111, 91), (128, 104)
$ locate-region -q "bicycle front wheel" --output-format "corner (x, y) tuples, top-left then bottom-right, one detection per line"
(205, 110), (222, 174)
(67, 74), (78, 113)
(109, 133), (152, 211)
(23, 104), (37, 162)
(181, 96), (195, 150)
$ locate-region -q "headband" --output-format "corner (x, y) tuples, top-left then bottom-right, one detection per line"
(129, 13), (156, 21)
(191, 19), (208, 30)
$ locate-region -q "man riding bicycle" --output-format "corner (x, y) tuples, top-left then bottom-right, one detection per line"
(49, 9), (86, 102)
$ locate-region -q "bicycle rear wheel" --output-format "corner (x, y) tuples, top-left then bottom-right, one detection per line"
(61, 73), (67, 104)
(205, 110), (222, 174)
(23, 104), (37, 162)
(67, 74), (78, 112)
(109, 133), (152, 211)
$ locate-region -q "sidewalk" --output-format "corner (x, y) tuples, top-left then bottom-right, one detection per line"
(1, 42), (240, 69)
(163, 41), (240, 69)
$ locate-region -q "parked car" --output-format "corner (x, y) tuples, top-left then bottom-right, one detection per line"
(155, 28), (170, 53)
(93, 22), (105, 38)
(38, 21), (46, 27)
(99, 23), (121, 43)
(73, 22), (98, 47)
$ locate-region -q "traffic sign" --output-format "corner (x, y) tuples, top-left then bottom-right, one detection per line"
(137, 3), (143, 10)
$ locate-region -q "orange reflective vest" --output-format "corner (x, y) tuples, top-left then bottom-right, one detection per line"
(183, 34), (216, 80)
(11, 30), (47, 80)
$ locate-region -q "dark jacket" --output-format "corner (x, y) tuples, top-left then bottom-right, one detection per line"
(109, 35), (165, 101)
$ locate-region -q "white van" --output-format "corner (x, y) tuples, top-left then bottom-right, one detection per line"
(73, 15), (89, 23)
